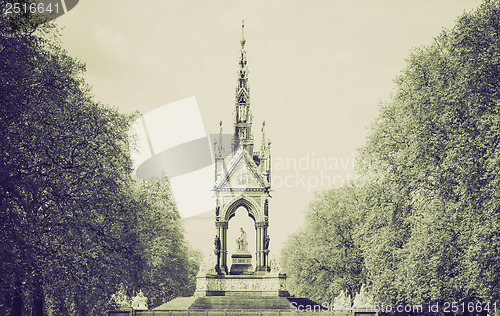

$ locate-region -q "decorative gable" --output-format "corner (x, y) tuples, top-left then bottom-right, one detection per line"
(215, 147), (269, 190)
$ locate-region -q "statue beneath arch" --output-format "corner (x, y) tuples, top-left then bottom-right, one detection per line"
(236, 228), (248, 252)
(230, 228), (253, 275)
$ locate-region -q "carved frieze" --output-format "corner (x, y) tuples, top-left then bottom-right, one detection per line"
(197, 275), (287, 292)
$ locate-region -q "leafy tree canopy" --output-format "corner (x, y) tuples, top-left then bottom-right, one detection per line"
(0, 9), (199, 316)
(281, 184), (366, 303)
(282, 0), (500, 309)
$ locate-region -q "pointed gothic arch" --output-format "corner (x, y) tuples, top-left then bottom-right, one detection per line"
(214, 191), (269, 274)
(223, 195), (260, 222)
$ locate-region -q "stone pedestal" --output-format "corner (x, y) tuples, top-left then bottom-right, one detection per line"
(194, 273), (289, 297)
(230, 251), (253, 275)
(156, 272), (323, 311)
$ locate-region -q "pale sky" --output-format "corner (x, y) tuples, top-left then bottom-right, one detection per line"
(57, 0), (483, 260)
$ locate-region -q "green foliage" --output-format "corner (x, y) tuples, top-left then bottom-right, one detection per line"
(359, 0), (500, 306)
(0, 12), (199, 316)
(283, 0), (500, 308)
(281, 185), (366, 303)
(130, 178), (202, 307)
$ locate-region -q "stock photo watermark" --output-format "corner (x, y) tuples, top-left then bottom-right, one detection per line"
(271, 152), (361, 192)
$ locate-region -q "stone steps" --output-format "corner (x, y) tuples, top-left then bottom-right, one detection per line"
(156, 296), (323, 311)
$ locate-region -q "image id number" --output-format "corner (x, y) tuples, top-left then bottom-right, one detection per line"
(4, 2), (60, 15)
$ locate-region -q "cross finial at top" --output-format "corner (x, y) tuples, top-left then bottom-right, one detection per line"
(240, 20), (246, 47)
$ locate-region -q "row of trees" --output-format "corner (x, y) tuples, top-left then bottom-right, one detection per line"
(282, 0), (500, 311)
(0, 8), (199, 316)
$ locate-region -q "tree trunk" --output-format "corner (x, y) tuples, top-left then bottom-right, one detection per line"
(31, 277), (43, 316)
(10, 276), (23, 316)
(10, 289), (23, 316)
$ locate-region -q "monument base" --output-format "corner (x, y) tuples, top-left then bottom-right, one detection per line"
(194, 273), (289, 297)
(152, 266), (326, 312)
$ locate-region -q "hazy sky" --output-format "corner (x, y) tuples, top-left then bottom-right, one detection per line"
(57, 0), (483, 259)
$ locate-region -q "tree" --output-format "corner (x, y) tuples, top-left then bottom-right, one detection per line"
(281, 185), (366, 304)
(0, 12), (139, 313)
(358, 0), (500, 307)
(0, 11), (199, 315)
(282, 0), (500, 310)
(130, 178), (201, 307)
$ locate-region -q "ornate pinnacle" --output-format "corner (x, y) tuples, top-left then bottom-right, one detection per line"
(261, 120), (267, 154)
(217, 121), (225, 159)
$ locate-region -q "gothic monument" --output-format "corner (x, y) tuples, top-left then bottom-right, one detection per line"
(155, 21), (323, 311)
(194, 20), (288, 297)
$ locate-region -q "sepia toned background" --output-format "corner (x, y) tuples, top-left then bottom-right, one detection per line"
(57, 0), (482, 259)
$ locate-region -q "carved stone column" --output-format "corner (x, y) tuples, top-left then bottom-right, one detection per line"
(254, 222), (261, 270)
(216, 221), (229, 274)
(255, 221), (269, 272)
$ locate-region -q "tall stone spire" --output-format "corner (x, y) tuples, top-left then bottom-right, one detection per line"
(232, 20), (254, 155)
